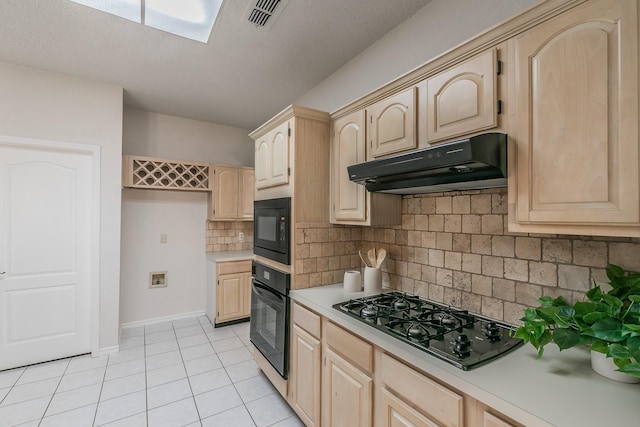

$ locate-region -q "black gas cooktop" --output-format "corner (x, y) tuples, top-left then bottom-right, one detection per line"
(332, 291), (523, 370)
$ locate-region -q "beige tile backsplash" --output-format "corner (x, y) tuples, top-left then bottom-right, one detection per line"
(206, 221), (253, 252)
(295, 187), (640, 325)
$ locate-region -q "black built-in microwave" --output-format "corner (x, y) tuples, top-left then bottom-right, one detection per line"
(253, 197), (291, 265)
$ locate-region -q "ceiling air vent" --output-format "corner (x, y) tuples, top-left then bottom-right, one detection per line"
(243, 0), (289, 30)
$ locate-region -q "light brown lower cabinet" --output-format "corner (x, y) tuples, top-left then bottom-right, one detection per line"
(378, 387), (439, 427)
(476, 404), (523, 427)
(323, 347), (373, 427)
(323, 319), (374, 427)
(288, 302), (529, 427)
(215, 260), (251, 324)
(289, 303), (322, 427)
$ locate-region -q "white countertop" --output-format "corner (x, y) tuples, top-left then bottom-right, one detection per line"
(205, 250), (254, 263)
(291, 284), (640, 427)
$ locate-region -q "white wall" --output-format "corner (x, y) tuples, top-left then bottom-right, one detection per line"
(0, 61), (123, 351)
(296, 0), (537, 112)
(120, 109), (253, 324)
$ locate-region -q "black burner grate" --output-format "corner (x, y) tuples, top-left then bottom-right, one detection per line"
(332, 291), (523, 370)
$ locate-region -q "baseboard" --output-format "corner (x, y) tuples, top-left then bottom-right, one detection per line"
(98, 345), (119, 357)
(120, 310), (207, 332)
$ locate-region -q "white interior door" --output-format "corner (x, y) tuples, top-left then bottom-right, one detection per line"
(0, 141), (95, 370)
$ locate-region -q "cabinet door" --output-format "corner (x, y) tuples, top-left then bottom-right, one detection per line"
(323, 347), (372, 427)
(255, 121), (290, 189)
(368, 87), (417, 158)
(331, 110), (367, 222)
(216, 273), (244, 323)
(213, 166), (239, 219)
(255, 139), (270, 189)
(239, 168), (255, 219)
(481, 411), (517, 427)
(512, 0), (638, 226)
(290, 325), (321, 427)
(379, 388), (439, 427)
(426, 49), (497, 144)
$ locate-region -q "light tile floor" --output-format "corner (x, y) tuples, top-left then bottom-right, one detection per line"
(0, 316), (304, 427)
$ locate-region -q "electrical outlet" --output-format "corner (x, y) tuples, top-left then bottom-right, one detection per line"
(238, 232), (245, 242)
(160, 234), (167, 244)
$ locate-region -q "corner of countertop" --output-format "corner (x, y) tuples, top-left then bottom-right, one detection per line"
(205, 250), (254, 263)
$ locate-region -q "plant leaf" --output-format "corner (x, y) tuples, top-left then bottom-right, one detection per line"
(537, 296), (554, 307)
(585, 318), (625, 342)
(607, 343), (632, 359)
(590, 340), (608, 353)
(573, 301), (597, 315)
(552, 329), (580, 350)
(606, 264), (625, 282)
(582, 311), (609, 324)
(617, 363), (640, 378)
(586, 286), (603, 302)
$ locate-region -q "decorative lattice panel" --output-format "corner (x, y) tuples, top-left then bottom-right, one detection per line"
(123, 156), (211, 191)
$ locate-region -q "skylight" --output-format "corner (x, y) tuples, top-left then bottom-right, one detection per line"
(70, 0), (223, 43)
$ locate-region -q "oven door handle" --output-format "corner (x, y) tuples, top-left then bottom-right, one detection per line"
(252, 281), (285, 305)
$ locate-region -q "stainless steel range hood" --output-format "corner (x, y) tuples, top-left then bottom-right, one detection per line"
(347, 133), (507, 194)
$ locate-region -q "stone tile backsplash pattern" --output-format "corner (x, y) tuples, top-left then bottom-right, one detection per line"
(295, 187), (640, 325)
(206, 221), (253, 252)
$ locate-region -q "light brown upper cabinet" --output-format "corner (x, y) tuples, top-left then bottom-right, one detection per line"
(368, 87), (417, 159)
(330, 110), (401, 226)
(331, 110), (367, 222)
(208, 165), (254, 221)
(426, 49), (498, 144)
(255, 120), (289, 190)
(509, 0), (640, 237)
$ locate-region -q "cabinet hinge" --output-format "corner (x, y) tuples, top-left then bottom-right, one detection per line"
(288, 167), (291, 176)
(496, 60), (503, 75)
(497, 100), (503, 115)
(323, 357), (326, 367)
(217, 280), (219, 285)
(370, 115), (372, 124)
(288, 128), (291, 137)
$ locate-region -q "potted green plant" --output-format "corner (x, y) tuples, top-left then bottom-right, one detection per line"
(513, 264), (640, 382)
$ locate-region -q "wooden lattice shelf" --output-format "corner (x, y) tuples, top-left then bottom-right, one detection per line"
(123, 155), (212, 191)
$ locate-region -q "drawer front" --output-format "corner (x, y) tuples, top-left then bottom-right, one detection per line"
(217, 260), (251, 275)
(292, 302), (321, 339)
(380, 353), (463, 427)
(325, 321), (373, 374)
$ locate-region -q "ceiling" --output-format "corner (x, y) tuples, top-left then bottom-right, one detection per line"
(0, 0), (430, 130)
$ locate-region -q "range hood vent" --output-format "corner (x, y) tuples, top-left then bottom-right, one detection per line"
(244, 0), (288, 30)
(347, 133), (507, 195)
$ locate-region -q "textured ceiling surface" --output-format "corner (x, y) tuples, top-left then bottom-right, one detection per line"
(0, 0), (429, 129)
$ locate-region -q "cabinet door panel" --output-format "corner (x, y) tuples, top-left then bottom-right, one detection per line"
(239, 168), (255, 219)
(427, 49), (497, 143)
(255, 139), (270, 189)
(290, 325), (321, 427)
(380, 388), (439, 427)
(214, 166), (239, 219)
(216, 273), (244, 323)
(270, 122), (290, 187)
(323, 348), (372, 427)
(513, 0), (638, 225)
(369, 88), (417, 158)
(332, 110), (367, 221)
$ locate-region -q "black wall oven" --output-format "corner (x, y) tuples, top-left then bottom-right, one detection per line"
(250, 260), (290, 379)
(253, 197), (291, 265)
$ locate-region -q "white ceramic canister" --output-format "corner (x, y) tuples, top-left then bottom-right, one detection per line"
(343, 270), (362, 292)
(363, 267), (382, 293)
